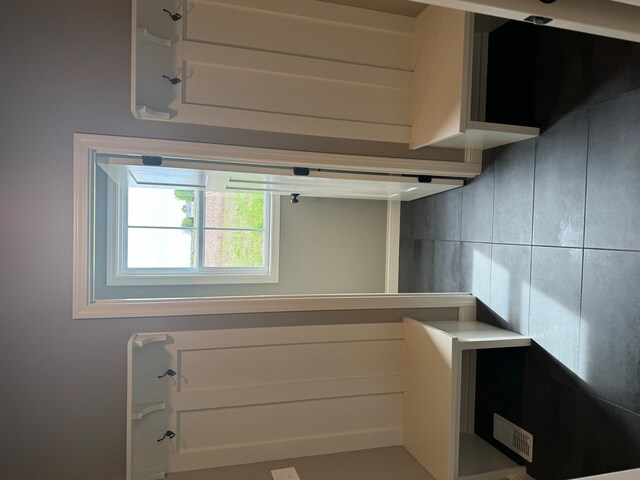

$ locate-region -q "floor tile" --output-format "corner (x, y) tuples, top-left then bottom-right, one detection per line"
(529, 247), (583, 373)
(489, 244), (532, 335)
(400, 201), (414, 239)
(433, 188), (462, 241)
(523, 369), (581, 480)
(412, 240), (433, 292)
(493, 140), (535, 245)
(461, 161), (494, 243)
(537, 28), (591, 120)
(413, 196), (435, 240)
(575, 393), (640, 476)
(590, 35), (640, 103)
(533, 108), (588, 247)
(585, 90), (640, 250)
(398, 238), (414, 293)
(432, 241), (461, 292)
(579, 249), (640, 413)
(460, 242), (491, 304)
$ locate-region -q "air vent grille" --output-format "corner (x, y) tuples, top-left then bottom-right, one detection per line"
(493, 413), (533, 462)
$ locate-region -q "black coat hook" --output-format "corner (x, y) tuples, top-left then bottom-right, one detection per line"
(162, 75), (181, 85)
(157, 430), (176, 443)
(158, 369), (177, 379)
(163, 8), (182, 21)
(290, 193), (300, 204)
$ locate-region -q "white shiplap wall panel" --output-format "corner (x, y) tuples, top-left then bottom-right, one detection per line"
(183, 44), (412, 124)
(127, 323), (405, 474)
(186, 0), (414, 70)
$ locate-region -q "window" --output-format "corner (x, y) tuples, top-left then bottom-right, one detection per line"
(101, 159), (280, 286)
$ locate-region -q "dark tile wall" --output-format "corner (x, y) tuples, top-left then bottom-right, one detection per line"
(399, 25), (640, 480)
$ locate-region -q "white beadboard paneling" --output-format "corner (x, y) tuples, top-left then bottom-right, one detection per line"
(178, 394), (402, 451)
(185, 0), (414, 70)
(183, 43), (411, 124)
(178, 339), (402, 390)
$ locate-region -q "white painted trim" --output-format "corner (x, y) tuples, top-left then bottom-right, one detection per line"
(385, 200), (401, 294)
(74, 133), (479, 319)
(415, 0), (640, 44)
(76, 293), (476, 319)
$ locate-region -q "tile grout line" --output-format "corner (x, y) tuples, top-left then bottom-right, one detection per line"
(576, 103), (592, 375)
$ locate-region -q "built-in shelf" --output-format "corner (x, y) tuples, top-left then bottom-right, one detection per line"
(458, 432), (525, 480)
(132, 402), (166, 420)
(136, 27), (171, 47)
(132, 333), (168, 348)
(423, 320), (532, 350)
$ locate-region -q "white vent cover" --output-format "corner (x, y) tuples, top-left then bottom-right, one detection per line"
(493, 413), (533, 462)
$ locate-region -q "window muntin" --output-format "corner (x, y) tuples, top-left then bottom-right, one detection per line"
(101, 158), (279, 286)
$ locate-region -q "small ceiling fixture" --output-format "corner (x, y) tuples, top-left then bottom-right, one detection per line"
(524, 15), (553, 25)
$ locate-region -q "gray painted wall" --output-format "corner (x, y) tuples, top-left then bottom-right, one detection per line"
(94, 175), (389, 299)
(0, 1), (454, 479)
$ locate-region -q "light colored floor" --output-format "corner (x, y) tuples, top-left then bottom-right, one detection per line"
(165, 446), (436, 480)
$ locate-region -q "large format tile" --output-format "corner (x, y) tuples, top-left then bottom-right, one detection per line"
(489, 244), (532, 335)
(523, 369), (581, 480)
(575, 393), (640, 476)
(460, 242), (492, 304)
(461, 160), (494, 243)
(529, 247), (583, 372)
(579, 249), (640, 413)
(412, 240), (433, 292)
(432, 241), (461, 292)
(492, 140), (535, 245)
(533, 108), (588, 247)
(590, 35), (640, 104)
(400, 201), (414, 240)
(398, 238), (414, 293)
(433, 188), (462, 241)
(585, 90), (640, 250)
(537, 28), (591, 120)
(413, 196), (435, 240)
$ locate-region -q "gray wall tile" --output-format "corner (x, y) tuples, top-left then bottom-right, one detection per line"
(432, 241), (461, 292)
(460, 242), (492, 304)
(585, 90), (640, 250)
(489, 244), (532, 335)
(434, 188), (462, 241)
(461, 161), (495, 243)
(529, 247), (583, 372)
(412, 240), (434, 292)
(493, 140), (535, 245)
(580, 249), (640, 413)
(533, 108), (588, 247)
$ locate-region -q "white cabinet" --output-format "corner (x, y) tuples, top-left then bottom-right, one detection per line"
(403, 318), (530, 480)
(410, 6), (539, 150)
(127, 308), (532, 480)
(131, 0), (538, 151)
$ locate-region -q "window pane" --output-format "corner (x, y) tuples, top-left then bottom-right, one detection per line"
(204, 192), (265, 230)
(203, 230), (264, 268)
(128, 228), (196, 268)
(128, 187), (198, 229)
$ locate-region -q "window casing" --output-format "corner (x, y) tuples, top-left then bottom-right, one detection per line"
(105, 169), (280, 286)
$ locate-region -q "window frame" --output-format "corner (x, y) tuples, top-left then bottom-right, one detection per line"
(105, 179), (280, 286)
(73, 133), (478, 319)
